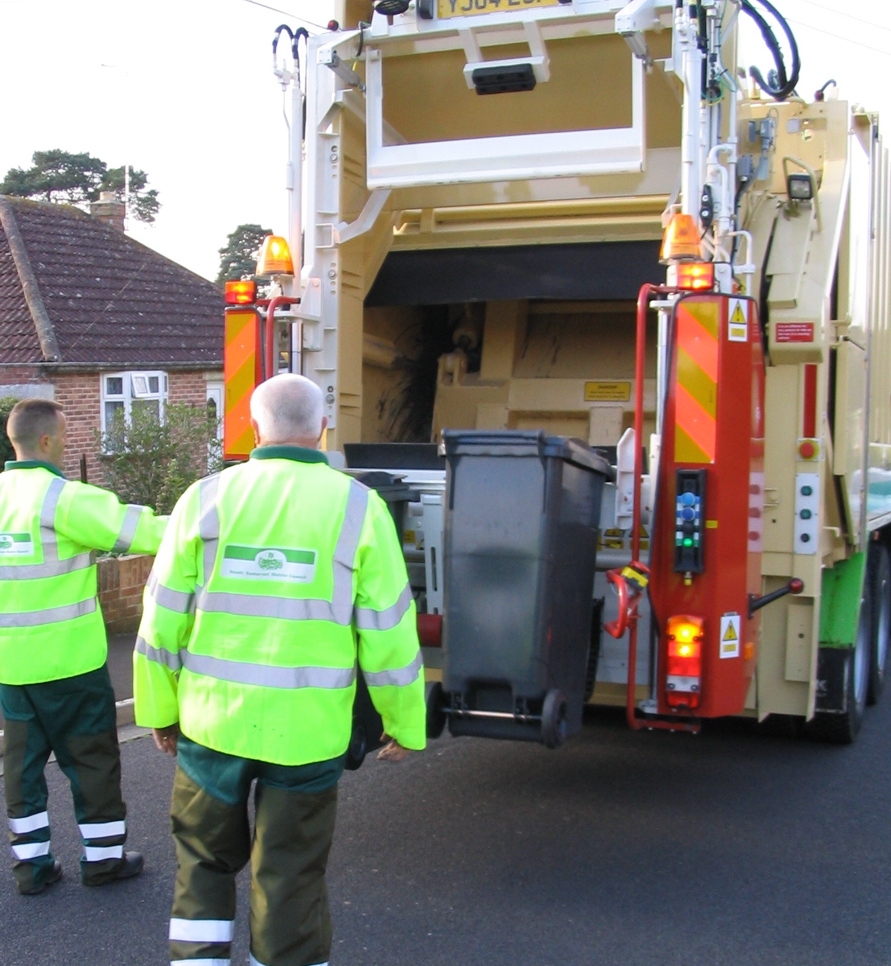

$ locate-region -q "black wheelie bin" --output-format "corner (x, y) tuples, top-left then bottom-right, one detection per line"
(436, 430), (612, 748)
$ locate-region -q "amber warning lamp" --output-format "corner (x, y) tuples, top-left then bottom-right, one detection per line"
(660, 212), (703, 262)
(224, 280), (257, 305)
(255, 235), (295, 277)
(668, 261), (715, 291)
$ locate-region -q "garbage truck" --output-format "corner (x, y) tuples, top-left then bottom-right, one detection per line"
(222, 0), (891, 747)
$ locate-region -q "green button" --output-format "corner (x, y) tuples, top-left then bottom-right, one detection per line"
(800, 509), (812, 519)
(801, 485), (813, 496)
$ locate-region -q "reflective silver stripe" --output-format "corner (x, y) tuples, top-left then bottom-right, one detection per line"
(182, 651), (355, 690)
(331, 481), (368, 622)
(355, 582), (413, 631)
(171, 961), (231, 966)
(84, 844), (124, 862)
(199, 474), (222, 587)
(0, 597), (96, 627)
(136, 635), (183, 671)
(12, 841), (51, 860)
(40, 477), (65, 536)
(147, 570), (194, 614)
(0, 552), (92, 581)
(112, 504), (143, 553)
(196, 590), (345, 624)
(169, 918), (234, 944)
(79, 820), (126, 839)
(363, 650), (424, 689)
(9, 811), (49, 835)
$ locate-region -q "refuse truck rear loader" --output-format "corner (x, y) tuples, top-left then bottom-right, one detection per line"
(223, 0), (891, 749)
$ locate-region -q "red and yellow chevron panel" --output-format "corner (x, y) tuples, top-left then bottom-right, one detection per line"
(674, 299), (719, 464)
(224, 308), (261, 460)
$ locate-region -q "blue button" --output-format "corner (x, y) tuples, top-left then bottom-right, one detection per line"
(680, 492), (697, 506)
(681, 508), (696, 521)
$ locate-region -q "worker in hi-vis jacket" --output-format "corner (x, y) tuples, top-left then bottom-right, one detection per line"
(0, 398), (166, 895)
(134, 373), (426, 966)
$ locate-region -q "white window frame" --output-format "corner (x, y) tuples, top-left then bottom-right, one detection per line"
(100, 370), (168, 435)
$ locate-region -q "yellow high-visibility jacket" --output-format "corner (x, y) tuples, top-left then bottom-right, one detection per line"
(0, 461), (167, 685)
(134, 446), (426, 766)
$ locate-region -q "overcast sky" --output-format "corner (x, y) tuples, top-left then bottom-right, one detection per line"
(0, 0), (888, 284)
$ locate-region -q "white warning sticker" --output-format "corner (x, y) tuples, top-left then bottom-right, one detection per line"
(728, 298), (749, 342)
(720, 613), (741, 659)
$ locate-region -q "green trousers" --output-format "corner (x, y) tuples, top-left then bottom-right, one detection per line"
(170, 735), (343, 966)
(1, 664), (129, 893)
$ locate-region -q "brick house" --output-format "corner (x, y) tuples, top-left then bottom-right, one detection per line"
(0, 194), (223, 482)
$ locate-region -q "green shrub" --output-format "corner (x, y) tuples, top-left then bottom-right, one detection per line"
(0, 396), (20, 468)
(95, 402), (223, 514)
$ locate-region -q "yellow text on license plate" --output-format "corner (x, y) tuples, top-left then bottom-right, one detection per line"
(438, 0), (562, 18)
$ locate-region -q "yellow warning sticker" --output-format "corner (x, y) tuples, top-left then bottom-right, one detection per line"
(720, 613), (741, 659)
(584, 381), (632, 402)
(728, 298), (748, 343)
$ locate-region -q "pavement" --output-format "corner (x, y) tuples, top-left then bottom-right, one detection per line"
(0, 631), (137, 758)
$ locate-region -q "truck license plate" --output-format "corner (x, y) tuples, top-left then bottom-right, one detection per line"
(437, 0), (562, 18)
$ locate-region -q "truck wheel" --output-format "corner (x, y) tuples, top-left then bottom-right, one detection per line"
(425, 681), (447, 739)
(867, 543), (890, 705)
(813, 587), (870, 744)
(541, 689), (568, 749)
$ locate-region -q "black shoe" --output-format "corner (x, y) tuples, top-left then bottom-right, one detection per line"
(115, 851), (144, 881)
(20, 860), (62, 896)
(82, 850), (144, 887)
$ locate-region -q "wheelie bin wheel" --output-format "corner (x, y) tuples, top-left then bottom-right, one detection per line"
(425, 681), (447, 739)
(541, 689), (568, 749)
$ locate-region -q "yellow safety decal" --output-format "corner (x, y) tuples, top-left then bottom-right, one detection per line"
(727, 298), (749, 342)
(720, 613), (741, 659)
(584, 381), (631, 402)
(674, 301), (719, 464)
(224, 310), (259, 459)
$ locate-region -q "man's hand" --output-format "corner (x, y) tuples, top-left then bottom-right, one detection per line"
(153, 724), (180, 756)
(377, 735), (412, 762)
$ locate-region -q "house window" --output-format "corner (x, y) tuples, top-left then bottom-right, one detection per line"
(101, 371), (168, 434)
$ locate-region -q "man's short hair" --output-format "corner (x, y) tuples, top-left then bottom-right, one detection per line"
(7, 399), (64, 448)
(250, 374), (324, 443)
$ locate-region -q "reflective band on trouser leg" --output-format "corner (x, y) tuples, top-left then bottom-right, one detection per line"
(169, 919), (235, 943)
(169, 918), (235, 966)
(11, 840), (51, 860)
(9, 810), (50, 835)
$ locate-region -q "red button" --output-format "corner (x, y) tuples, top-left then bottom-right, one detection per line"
(798, 441), (816, 459)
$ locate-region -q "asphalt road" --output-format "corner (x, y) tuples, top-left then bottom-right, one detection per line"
(1, 691), (890, 966)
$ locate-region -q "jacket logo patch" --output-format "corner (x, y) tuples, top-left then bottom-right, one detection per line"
(221, 545), (317, 582)
(0, 532), (33, 556)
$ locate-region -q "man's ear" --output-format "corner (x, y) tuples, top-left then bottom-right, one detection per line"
(250, 417), (260, 447)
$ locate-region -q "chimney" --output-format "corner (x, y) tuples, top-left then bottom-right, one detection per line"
(90, 190), (126, 232)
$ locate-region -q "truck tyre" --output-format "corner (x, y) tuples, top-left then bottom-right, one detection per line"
(812, 587), (870, 744)
(541, 689), (568, 749)
(425, 681), (447, 739)
(867, 542), (890, 705)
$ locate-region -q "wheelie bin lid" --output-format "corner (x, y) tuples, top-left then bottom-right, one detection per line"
(348, 470), (419, 504)
(442, 430), (614, 480)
